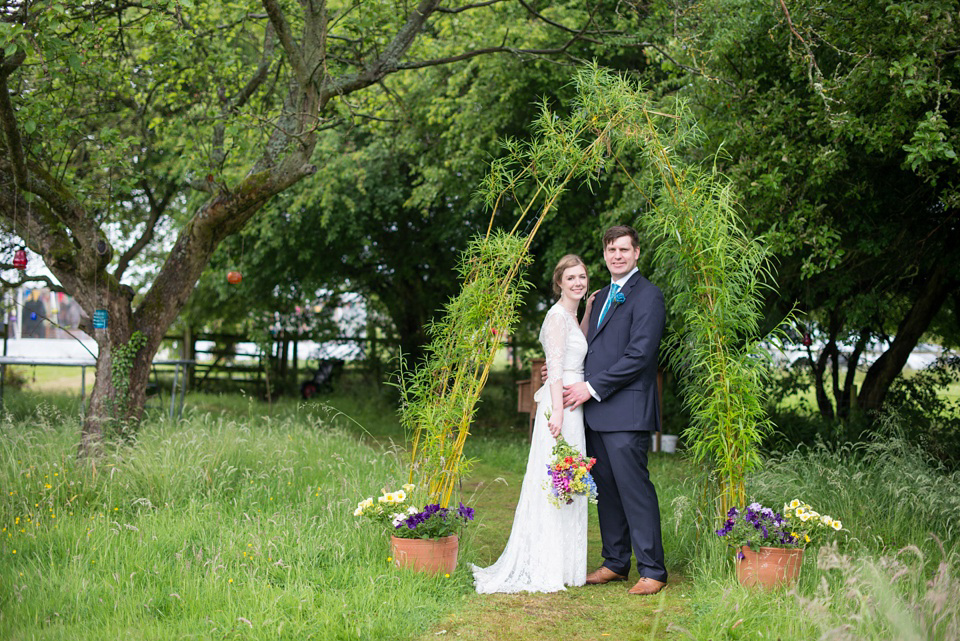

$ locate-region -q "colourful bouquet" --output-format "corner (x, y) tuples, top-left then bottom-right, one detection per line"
(544, 437), (598, 507)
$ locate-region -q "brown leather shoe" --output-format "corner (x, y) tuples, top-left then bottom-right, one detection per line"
(585, 566), (628, 585)
(628, 577), (666, 595)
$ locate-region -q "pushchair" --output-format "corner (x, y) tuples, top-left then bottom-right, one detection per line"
(300, 358), (344, 399)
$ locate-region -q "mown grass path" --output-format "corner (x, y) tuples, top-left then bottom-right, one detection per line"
(416, 457), (696, 641)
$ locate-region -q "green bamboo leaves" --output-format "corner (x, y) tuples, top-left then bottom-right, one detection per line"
(645, 169), (779, 517)
(398, 232), (532, 508)
(402, 68), (629, 508)
(403, 65), (780, 517)
(582, 68), (779, 518)
(576, 67), (779, 517)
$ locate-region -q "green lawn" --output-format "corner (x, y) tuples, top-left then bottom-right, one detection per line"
(431, 452), (696, 641)
(1, 383), (958, 640)
(4, 364), (91, 391)
(779, 365), (960, 411)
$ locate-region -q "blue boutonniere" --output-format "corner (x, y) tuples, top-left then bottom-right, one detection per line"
(613, 291), (626, 305)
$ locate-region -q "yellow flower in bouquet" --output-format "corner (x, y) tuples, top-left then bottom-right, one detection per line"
(544, 437), (598, 507)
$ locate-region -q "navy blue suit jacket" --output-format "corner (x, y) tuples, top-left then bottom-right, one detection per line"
(583, 271), (665, 432)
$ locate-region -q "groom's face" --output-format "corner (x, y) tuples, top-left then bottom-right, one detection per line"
(603, 235), (640, 280)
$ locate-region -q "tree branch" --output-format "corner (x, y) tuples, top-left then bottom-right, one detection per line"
(301, 0), (328, 87)
(0, 52), (29, 190)
(639, 42), (738, 89)
(23, 163), (96, 244)
(395, 43), (574, 71)
(233, 21), (276, 111)
(261, 0), (307, 85)
(436, 0), (508, 14)
(775, 0), (830, 102)
(325, 0), (440, 92)
(516, 0), (603, 39)
(0, 47), (27, 77)
(0, 272), (65, 292)
(115, 181), (175, 280)
(0, 175), (85, 280)
(859, 264), (957, 410)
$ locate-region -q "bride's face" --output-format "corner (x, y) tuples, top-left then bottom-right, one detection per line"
(559, 264), (588, 302)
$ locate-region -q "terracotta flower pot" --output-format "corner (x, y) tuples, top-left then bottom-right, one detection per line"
(390, 534), (458, 575)
(736, 545), (804, 589)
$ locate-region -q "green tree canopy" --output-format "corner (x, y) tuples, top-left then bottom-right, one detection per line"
(187, 5), (654, 365)
(649, 0), (960, 420)
(0, 0), (629, 451)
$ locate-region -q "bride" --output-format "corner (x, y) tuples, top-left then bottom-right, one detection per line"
(471, 254), (594, 593)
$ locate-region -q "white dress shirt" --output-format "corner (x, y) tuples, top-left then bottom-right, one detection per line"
(586, 267), (639, 401)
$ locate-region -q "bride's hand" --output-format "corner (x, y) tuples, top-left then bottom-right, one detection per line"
(580, 289), (601, 336)
(547, 413), (563, 439)
(584, 289), (599, 312)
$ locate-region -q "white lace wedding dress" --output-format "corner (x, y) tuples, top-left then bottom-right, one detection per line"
(471, 303), (588, 593)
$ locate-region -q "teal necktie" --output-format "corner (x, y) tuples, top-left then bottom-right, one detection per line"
(597, 283), (620, 325)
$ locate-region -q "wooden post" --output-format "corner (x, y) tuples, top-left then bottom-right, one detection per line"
(367, 317), (380, 383)
(0, 321), (7, 410)
(183, 325), (195, 388)
(292, 335), (299, 385)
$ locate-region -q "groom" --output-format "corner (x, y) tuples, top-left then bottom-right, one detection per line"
(563, 225), (667, 596)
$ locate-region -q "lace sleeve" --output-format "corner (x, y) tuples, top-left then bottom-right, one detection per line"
(540, 308), (568, 387)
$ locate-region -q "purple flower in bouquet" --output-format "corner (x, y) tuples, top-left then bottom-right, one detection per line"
(543, 437), (598, 507)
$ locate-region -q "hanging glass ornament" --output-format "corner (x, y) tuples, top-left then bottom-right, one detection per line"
(227, 271), (243, 285)
(13, 249), (27, 270)
(92, 309), (109, 329)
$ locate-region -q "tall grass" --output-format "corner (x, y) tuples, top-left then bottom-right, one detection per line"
(0, 397), (467, 640)
(2, 389), (958, 640)
(675, 431), (960, 640)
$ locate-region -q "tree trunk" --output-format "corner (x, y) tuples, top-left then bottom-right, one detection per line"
(1, 0), (472, 455)
(836, 330), (869, 419)
(808, 324), (837, 420)
(859, 265), (956, 411)
(79, 286), (173, 455)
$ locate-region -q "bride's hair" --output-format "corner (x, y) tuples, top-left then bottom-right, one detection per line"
(552, 254), (587, 297)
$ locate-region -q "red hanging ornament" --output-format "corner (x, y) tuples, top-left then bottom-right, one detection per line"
(802, 332), (812, 347)
(12, 249), (27, 270)
(226, 270), (243, 285)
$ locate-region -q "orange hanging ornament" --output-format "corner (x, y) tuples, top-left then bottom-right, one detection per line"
(226, 270), (243, 285)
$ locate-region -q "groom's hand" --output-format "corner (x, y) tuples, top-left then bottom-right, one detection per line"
(563, 382), (591, 409)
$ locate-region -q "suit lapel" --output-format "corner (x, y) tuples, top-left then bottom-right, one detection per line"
(591, 272), (643, 341)
(588, 284), (610, 343)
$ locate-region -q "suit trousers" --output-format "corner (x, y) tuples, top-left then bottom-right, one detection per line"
(585, 428), (667, 583)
